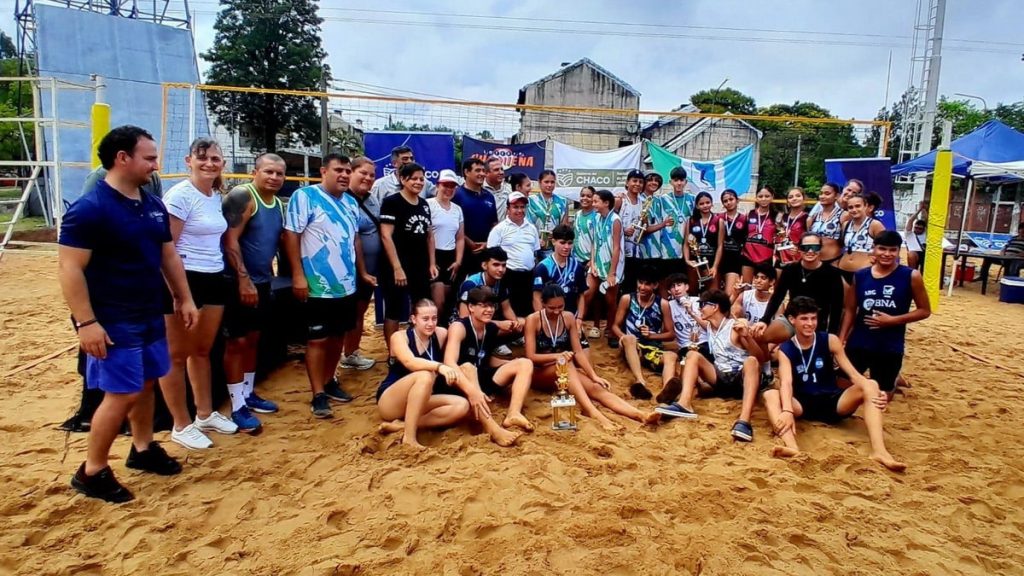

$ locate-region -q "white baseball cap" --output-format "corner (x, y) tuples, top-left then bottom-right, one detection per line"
(437, 169), (459, 184)
(508, 191), (528, 204)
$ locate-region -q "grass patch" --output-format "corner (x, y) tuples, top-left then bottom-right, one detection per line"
(0, 187), (22, 199)
(0, 215), (47, 232)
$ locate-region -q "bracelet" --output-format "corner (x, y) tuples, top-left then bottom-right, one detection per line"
(781, 409), (794, 415)
(75, 318), (98, 329)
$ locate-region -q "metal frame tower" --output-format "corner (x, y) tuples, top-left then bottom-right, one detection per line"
(895, 0), (946, 191)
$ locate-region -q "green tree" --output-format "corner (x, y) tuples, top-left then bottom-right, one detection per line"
(935, 97), (989, 142)
(690, 87), (756, 115)
(202, 0), (327, 152)
(0, 55), (34, 162)
(992, 101), (1024, 132)
(752, 102), (871, 195)
(0, 32), (16, 60)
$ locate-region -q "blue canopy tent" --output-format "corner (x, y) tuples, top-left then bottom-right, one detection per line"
(892, 120), (1024, 294)
(891, 119), (1024, 177)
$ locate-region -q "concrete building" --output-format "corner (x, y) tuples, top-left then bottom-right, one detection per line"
(514, 58), (641, 164)
(641, 105), (762, 195)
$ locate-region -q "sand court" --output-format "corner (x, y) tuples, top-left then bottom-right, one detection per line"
(1, 251), (1023, 575)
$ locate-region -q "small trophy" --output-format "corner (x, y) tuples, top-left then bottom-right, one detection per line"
(550, 356), (578, 431)
(776, 225), (796, 262)
(687, 235), (714, 287)
(539, 225), (552, 251)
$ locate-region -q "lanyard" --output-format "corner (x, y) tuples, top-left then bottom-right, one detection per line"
(792, 335), (817, 382)
(723, 212), (738, 238)
(635, 295), (655, 327)
(699, 215), (712, 243)
(541, 311), (563, 345)
(551, 256), (572, 287)
(413, 331), (434, 362)
(538, 195), (558, 228)
(754, 209), (769, 238)
(468, 319), (486, 367)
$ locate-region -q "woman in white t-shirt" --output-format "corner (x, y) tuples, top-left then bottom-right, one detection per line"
(159, 137), (238, 450)
(428, 169), (465, 324)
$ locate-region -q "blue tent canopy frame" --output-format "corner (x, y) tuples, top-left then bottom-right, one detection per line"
(891, 120), (1024, 178)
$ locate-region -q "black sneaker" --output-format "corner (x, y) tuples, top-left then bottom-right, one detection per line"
(311, 393), (333, 419)
(71, 463), (134, 503)
(324, 378), (353, 403)
(126, 441), (182, 476)
(630, 382), (653, 400)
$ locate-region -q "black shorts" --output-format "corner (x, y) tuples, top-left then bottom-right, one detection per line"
(378, 373), (448, 403)
(796, 391), (848, 423)
(739, 255), (770, 270)
(433, 249), (458, 286)
(380, 267), (432, 322)
(719, 253), (743, 276)
(222, 281), (272, 339)
(839, 268), (855, 284)
(435, 365), (502, 396)
(305, 295), (357, 340)
(355, 278), (375, 301)
(162, 270), (230, 313)
(658, 258), (687, 281)
(623, 257), (641, 293)
(843, 347), (904, 392)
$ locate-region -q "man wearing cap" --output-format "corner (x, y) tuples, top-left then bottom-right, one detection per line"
(487, 191), (541, 318)
(370, 145), (436, 205)
(483, 156), (511, 222)
(453, 157), (498, 285)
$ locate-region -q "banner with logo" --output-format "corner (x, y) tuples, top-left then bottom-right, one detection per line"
(364, 131), (456, 183)
(648, 142), (755, 202)
(824, 157), (896, 230)
(463, 136), (545, 180)
(552, 141), (642, 201)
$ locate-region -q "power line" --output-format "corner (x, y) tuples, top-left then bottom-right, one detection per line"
(179, 3), (1024, 48)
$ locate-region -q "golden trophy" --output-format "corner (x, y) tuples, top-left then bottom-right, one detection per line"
(687, 235), (714, 287)
(550, 356), (578, 431)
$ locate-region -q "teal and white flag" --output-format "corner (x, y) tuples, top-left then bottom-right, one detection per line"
(648, 142), (754, 202)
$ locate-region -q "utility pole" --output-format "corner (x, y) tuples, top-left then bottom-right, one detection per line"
(320, 65), (329, 157)
(793, 135), (802, 186)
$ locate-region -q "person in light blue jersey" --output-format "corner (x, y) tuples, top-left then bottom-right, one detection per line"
(527, 169), (569, 260)
(284, 153), (371, 419)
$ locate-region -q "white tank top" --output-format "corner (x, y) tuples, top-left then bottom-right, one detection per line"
(843, 217), (875, 254)
(619, 195), (644, 258)
(670, 297), (708, 348)
(708, 318), (749, 373)
(741, 290), (770, 323)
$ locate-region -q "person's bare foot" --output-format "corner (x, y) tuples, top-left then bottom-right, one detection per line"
(400, 435), (426, 450)
(378, 420), (403, 434)
(871, 451), (907, 472)
(641, 411), (661, 426)
(502, 413), (534, 432)
(772, 445), (800, 459)
(490, 426), (522, 447)
(595, 414), (621, 431)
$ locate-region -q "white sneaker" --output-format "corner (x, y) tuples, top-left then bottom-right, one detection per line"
(195, 411), (239, 435)
(494, 344), (513, 356)
(171, 423), (213, 450)
(341, 352), (376, 371)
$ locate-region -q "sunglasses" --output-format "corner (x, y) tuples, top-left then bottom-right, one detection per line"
(799, 244), (823, 252)
(698, 301), (716, 308)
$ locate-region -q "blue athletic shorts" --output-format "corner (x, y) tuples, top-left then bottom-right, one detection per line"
(85, 317), (170, 394)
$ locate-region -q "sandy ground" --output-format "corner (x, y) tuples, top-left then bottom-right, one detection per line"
(1, 250), (1023, 576)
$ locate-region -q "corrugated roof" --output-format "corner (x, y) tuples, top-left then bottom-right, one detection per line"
(520, 57), (641, 97)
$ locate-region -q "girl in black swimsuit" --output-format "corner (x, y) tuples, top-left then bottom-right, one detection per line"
(525, 284), (661, 429)
(376, 299), (469, 449)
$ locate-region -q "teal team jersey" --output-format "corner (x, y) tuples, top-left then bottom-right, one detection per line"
(527, 193), (569, 235)
(655, 192), (696, 259)
(572, 209), (597, 262)
(284, 184), (359, 298)
(593, 211), (625, 281)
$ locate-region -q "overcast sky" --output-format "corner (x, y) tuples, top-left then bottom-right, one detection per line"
(4, 0), (1022, 120)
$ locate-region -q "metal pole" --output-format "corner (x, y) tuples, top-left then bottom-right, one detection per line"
(320, 68), (329, 156)
(793, 135), (801, 186)
(187, 84), (196, 145)
(50, 78), (63, 227)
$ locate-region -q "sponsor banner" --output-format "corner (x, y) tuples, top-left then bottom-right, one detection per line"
(364, 131), (456, 183)
(648, 141), (755, 203)
(552, 141), (642, 201)
(463, 136), (545, 180)
(824, 157), (896, 230)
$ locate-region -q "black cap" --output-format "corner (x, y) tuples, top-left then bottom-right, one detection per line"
(626, 169), (645, 181)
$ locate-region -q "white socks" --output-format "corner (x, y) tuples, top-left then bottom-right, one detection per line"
(227, 382), (246, 412)
(242, 372), (255, 399)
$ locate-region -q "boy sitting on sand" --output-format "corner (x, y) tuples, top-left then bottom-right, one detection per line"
(763, 297), (906, 472)
(655, 289), (767, 442)
(609, 266), (678, 401)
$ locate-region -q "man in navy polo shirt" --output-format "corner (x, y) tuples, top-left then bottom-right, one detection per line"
(452, 157), (497, 284)
(59, 125), (198, 503)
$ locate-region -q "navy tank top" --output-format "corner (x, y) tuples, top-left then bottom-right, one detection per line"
(848, 265), (914, 354)
(780, 332), (837, 397)
(381, 328), (441, 386)
(239, 184), (284, 284)
(536, 312), (572, 354)
(456, 317), (499, 367)
(625, 294), (663, 345)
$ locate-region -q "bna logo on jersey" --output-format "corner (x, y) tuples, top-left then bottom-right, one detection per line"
(883, 285), (895, 297)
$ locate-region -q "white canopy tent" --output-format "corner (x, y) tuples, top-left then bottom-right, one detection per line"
(970, 160), (1024, 180)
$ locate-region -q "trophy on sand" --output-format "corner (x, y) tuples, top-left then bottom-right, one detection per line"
(687, 235), (714, 287)
(551, 356), (578, 431)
